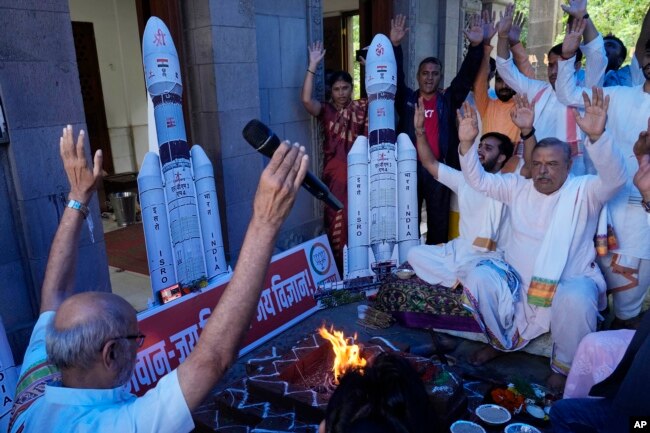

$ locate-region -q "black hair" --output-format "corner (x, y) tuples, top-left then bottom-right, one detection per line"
(603, 34), (628, 63)
(327, 70), (353, 88)
(418, 57), (443, 73)
(324, 353), (435, 433)
(481, 132), (514, 159)
(534, 137), (572, 163)
(489, 57), (497, 74)
(549, 43), (583, 64)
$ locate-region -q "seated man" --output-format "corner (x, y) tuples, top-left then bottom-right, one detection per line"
(456, 88), (626, 389)
(408, 94), (537, 287)
(9, 126), (308, 433)
(562, 152), (650, 399)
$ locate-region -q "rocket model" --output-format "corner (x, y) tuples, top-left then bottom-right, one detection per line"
(345, 34), (419, 279)
(139, 16), (227, 301)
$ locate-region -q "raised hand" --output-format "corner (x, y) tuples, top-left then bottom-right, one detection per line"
(457, 102), (480, 144)
(60, 125), (103, 204)
(253, 142), (308, 229)
(633, 117), (650, 162)
(562, 18), (586, 59)
(510, 94), (536, 131)
(464, 13), (484, 47)
(509, 10), (526, 46)
(634, 154), (650, 201)
(574, 87), (609, 142)
(414, 96), (425, 130)
(496, 3), (515, 38)
(560, 0), (588, 19)
(390, 14), (409, 46)
(308, 41), (326, 69)
(482, 9), (497, 45)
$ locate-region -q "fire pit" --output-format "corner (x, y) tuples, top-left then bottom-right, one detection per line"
(212, 326), (468, 430)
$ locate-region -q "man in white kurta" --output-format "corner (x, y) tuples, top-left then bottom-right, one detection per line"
(495, 5), (606, 176)
(407, 132), (515, 287)
(555, 35), (650, 328)
(457, 91), (626, 378)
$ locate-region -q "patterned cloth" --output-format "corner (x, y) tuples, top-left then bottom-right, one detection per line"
(564, 329), (634, 399)
(318, 99), (368, 272)
(373, 265), (481, 333)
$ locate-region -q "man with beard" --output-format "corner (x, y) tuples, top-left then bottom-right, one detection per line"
(458, 87), (626, 391)
(9, 126), (308, 433)
(496, 1), (607, 176)
(407, 96), (515, 288)
(556, 18), (650, 331)
(393, 14), (484, 245)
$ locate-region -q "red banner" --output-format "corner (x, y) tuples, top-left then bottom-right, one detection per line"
(128, 235), (338, 395)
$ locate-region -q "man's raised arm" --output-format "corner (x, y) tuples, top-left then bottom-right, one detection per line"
(458, 103), (516, 204)
(556, 19), (600, 106)
(40, 126), (103, 313)
(573, 87), (626, 202)
(177, 142), (308, 411)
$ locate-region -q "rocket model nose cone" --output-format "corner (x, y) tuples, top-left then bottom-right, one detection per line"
(138, 152), (164, 192)
(142, 16), (182, 96)
(349, 136), (369, 155)
(190, 145), (214, 180)
(365, 34), (397, 94)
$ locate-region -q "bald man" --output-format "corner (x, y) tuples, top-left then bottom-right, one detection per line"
(9, 126), (308, 433)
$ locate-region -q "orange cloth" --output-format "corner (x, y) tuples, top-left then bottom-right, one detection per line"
(474, 44), (536, 145)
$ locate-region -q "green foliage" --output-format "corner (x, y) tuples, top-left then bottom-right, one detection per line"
(514, 0), (530, 47)
(589, 0), (650, 60)
(352, 14), (361, 100)
(515, 0), (649, 64)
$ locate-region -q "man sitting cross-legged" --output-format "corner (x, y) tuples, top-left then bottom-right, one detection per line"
(407, 94), (531, 287)
(456, 88), (626, 390)
(9, 125), (308, 433)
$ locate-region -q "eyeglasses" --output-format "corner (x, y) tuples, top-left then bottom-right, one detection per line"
(109, 334), (146, 348)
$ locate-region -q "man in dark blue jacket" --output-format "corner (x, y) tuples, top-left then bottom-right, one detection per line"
(394, 16), (483, 245)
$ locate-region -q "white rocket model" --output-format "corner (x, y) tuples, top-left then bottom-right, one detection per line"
(345, 34), (419, 279)
(138, 16), (228, 301)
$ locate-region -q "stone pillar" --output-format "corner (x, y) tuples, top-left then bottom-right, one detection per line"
(183, 0), (322, 262)
(0, 0), (110, 360)
(528, 0), (563, 81)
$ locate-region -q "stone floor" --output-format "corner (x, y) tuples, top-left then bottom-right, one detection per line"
(191, 302), (555, 433)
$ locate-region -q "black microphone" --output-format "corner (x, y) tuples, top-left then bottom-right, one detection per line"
(242, 119), (344, 211)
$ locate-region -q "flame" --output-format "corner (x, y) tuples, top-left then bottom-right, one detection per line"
(318, 326), (367, 384)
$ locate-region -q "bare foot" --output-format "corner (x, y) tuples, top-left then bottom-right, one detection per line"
(469, 344), (501, 366)
(546, 372), (566, 394)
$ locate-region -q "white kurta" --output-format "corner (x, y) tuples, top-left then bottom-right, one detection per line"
(407, 164), (504, 286)
(496, 35), (607, 176)
(555, 56), (650, 319)
(459, 131), (626, 372)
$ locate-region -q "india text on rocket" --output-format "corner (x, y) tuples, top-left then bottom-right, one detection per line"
(345, 34), (419, 279)
(139, 16), (227, 301)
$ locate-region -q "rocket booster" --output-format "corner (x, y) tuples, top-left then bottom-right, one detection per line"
(345, 34), (418, 278)
(139, 17), (227, 297)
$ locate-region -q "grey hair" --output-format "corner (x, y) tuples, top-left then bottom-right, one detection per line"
(46, 301), (133, 373)
(534, 138), (572, 163)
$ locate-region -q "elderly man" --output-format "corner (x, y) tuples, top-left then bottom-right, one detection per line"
(407, 95), (531, 287)
(456, 87), (626, 389)
(9, 126), (308, 432)
(555, 17), (650, 330)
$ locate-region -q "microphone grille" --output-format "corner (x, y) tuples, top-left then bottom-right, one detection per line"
(242, 119), (270, 150)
